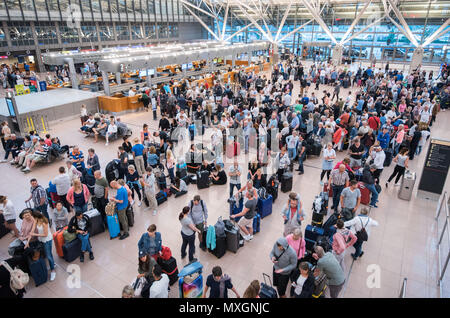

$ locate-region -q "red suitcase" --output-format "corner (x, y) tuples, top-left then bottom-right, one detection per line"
(323, 182), (333, 197)
(226, 141), (235, 159)
(358, 182), (371, 205)
(234, 142), (241, 156)
(53, 226), (67, 258)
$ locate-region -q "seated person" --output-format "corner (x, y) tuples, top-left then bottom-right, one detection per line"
(92, 118), (107, 143)
(200, 159), (212, 172)
(53, 201), (69, 231)
(21, 138), (49, 173)
(147, 146), (159, 168)
(80, 114), (96, 135)
(170, 177), (188, 198)
(105, 119), (118, 146)
(67, 211), (94, 262)
(116, 117), (128, 135)
(210, 165), (227, 185)
(252, 168), (267, 189)
(50, 137), (69, 156)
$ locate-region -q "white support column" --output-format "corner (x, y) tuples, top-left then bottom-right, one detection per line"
(182, 3), (220, 41)
(102, 71), (110, 96)
(343, 15), (386, 45)
(410, 47), (424, 72)
(340, 0), (372, 44)
(221, 1), (229, 41)
(299, 0), (337, 44)
(224, 23), (255, 42)
(179, 0), (217, 19)
(146, 69), (151, 87)
(116, 72), (121, 85)
(275, 0), (293, 42)
(64, 58), (78, 90)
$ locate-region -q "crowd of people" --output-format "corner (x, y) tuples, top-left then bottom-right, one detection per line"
(1, 50), (449, 299)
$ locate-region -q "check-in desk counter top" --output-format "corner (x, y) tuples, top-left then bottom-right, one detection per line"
(98, 94), (143, 113)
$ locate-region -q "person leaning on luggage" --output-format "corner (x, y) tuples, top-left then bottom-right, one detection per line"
(109, 180), (129, 240)
(188, 195), (208, 251)
(269, 237), (298, 298)
(328, 165), (349, 213)
(67, 211), (94, 262)
(179, 206), (201, 263)
(312, 246), (345, 298)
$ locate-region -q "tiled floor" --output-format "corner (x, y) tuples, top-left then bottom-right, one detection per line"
(1, 62), (449, 298)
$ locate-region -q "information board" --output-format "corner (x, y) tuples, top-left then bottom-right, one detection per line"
(418, 138), (450, 195)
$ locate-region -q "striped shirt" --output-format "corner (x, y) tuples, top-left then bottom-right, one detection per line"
(34, 144), (49, 157)
(330, 169), (349, 186)
(30, 185), (48, 207)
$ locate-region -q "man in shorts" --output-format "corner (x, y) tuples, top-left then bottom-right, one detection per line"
(230, 190), (257, 241)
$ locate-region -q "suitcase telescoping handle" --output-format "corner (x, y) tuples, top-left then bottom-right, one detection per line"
(262, 273), (273, 287)
(25, 200), (32, 209)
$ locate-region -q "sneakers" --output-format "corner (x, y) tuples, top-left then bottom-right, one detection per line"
(153, 210), (157, 216)
(50, 271), (56, 281)
(0, 159), (7, 163)
(248, 235), (254, 240)
(22, 167), (31, 173)
(359, 251), (364, 258)
(105, 142), (109, 146)
(89, 252), (94, 260)
(138, 201), (142, 207)
(243, 234), (251, 241)
(131, 200), (135, 206)
(119, 232), (129, 240)
(369, 204), (379, 208)
(9, 160), (15, 165)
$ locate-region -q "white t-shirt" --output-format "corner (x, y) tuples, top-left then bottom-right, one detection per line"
(149, 274), (169, 298)
(293, 275), (308, 296)
(323, 148), (336, 161)
(107, 124), (118, 134)
(0, 200), (16, 221)
(37, 223), (53, 243)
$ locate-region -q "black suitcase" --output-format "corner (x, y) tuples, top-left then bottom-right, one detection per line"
(0, 214), (9, 239)
(28, 257), (48, 287)
(156, 191), (168, 205)
(224, 220), (240, 253)
(311, 212), (325, 227)
(126, 205), (134, 227)
(63, 238), (82, 262)
(196, 170), (210, 190)
(312, 142), (322, 156)
(259, 273), (278, 298)
(384, 148), (393, 167)
(83, 209), (105, 237)
(281, 172), (293, 193)
(157, 256), (179, 286)
(211, 235), (227, 258)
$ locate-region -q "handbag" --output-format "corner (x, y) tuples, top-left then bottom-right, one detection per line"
(1, 261), (29, 295)
(131, 276), (147, 297)
(356, 217), (370, 242)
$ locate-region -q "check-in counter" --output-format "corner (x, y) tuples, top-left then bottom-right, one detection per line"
(98, 94), (143, 113)
(263, 62), (271, 71)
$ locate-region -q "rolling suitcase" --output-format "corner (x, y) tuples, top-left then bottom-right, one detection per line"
(224, 220), (240, 253)
(0, 214), (8, 239)
(53, 226), (67, 258)
(266, 176), (279, 202)
(259, 273), (278, 298)
(281, 172), (293, 193)
(358, 182), (371, 205)
(226, 141), (235, 159)
(83, 209), (105, 237)
(323, 182), (333, 197)
(311, 212), (325, 227)
(178, 261), (204, 298)
(383, 148), (393, 167)
(229, 198), (243, 222)
(305, 225), (325, 242)
(398, 170), (416, 201)
(257, 195), (273, 218)
(211, 235), (227, 259)
(157, 256), (179, 286)
(253, 214), (261, 234)
(107, 214), (120, 239)
(156, 190), (168, 205)
(126, 205), (135, 227)
(28, 257), (48, 287)
(62, 238), (82, 262)
(196, 170), (210, 190)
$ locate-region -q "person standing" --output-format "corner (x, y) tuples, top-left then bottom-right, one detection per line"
(109, 180), (129, 240)
(117, 146), (129, 180)
(320, 142), (336, 185)
(332, 219), (357, 272)
(52, 166), (71, 211)
(290, 262), (315, 298)
(348, 138), (365, 169)
(141, 166), (158, 216)
(228, 161), (242, 198)
(329, 165), (350, 213)
(362, 164), (380, 208)
(269, 237), (298, 298)
(286, 228), (306, 266)
(86, 148), (100, 174)
(188, 195), (208, 251)
(281, 192), (305, 237)
(344, 208), (379, 260)
(93, 170), (109, 226)
(179, 206), (201, 263)
(25, 178), (50, 221)
(132, 138), (146, 177)
(0, 196), (19, 237)
(66, 179), (90, 213)
(312, 246), (345, 298)
(203, 266), (240, 298)
(340, 180), (361, 221)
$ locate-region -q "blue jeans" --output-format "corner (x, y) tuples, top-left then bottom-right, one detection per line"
(365, 183), (379, 206)
(288, 148), (297, 161)
(77, 233), (92, 253)
(36, 204), (50, 222)
(244, 135), (249, 153)
(44, 240), (55, 270)
(332, 185), (345, 211)
(298, 154), (305, 173)
(415, 145), (422, 156)
(230, 183), (241, 198)
(168, 167), (175, 183)
(74, 204), (88, 213)
(352, 239), (363, 258)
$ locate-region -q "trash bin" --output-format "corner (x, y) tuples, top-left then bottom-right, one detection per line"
(398, 170), (416, 201)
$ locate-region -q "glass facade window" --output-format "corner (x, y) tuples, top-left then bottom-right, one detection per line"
(35, 22), (59, 45)
(59, 25), (79, 44)
(80, 23), (97, 43)
(168, 23), (178, 38)
(81, 0), (92, 16)
(131, 24), (144, 39)
(126, 0), (134, 14)
(6, 0), (20, 11)
(158, 24), (168, 38)
(91, 0), (101, 13)
(144, 24), (156, 39)
(116, 23), (130, 40)
(148, 0), (155, 15)
(99, 23), (114, 41)
(9, 23), (35, 46)
(59, 0), (69, 12)
(0, 27), (7, 47)
(118, 0), (126, 14)
(47, 0), (59, 11)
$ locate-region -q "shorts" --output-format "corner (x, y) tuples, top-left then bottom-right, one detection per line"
(31, 154), (45, 162)
(195, 223), (204, 233)
(6, 219), (16, 224)
(238, 217), (253, 228)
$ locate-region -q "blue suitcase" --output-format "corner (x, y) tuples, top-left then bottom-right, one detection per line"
(253, 214), (261, 234)
(259, 273), (278, 298)
(107, 214), (120, 239)
(28, 257), (48, 287)
(63, 238), (82, 262)
(305, 225), (325, 242)
(178, 261), (204, 298)
(257, 195), (273, 218)
(229, 198), (243, 222)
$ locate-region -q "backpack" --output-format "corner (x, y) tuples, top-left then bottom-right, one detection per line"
(189, 200), (205, 215)
(1, 261), (29, 295)
(356, 217), (370, 242)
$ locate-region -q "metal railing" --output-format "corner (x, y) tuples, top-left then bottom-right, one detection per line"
(399, 278), (407, 298)
(435, 191), (450, 297)
(21, 114), (50, 134)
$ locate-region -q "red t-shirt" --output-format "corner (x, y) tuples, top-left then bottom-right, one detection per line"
(368, 116), (379, 131)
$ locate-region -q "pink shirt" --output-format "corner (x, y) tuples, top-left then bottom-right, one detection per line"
(286, 234), (306, 260)
(399, 103), (407, 113)
(396, 129), (405, 144)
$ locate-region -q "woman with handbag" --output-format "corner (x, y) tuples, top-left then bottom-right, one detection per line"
(281, 192), (305, 237)
(286, 228), (306, 267)
(269, 237), (297, 298)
